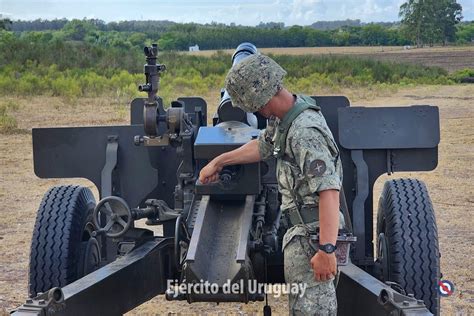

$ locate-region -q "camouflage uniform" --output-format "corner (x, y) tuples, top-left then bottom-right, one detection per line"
(225, 54), (343, 315)
(258, 95), (343, 316)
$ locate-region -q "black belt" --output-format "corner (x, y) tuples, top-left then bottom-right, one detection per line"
(287, 205), (318, 225)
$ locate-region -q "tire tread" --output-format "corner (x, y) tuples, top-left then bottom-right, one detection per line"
(28, 185), (95, 297)
(378, 178), (440, 315)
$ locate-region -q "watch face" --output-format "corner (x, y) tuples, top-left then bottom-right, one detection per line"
(320, 243), (336, 253)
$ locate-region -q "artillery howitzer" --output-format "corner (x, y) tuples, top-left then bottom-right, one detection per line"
(13, 43), (441, 315)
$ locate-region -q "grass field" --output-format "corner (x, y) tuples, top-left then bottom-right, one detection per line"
(189, 45), (474, 73)
(1, 42), (473, 316)
(0, 83), (473, 315)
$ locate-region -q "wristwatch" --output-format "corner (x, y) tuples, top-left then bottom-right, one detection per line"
(319, 243), (337, 254)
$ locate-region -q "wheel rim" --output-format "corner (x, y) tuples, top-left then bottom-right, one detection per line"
(82, 237), (101, 275)
(174, 215), (190, 271)
(377, 232), (390, 281)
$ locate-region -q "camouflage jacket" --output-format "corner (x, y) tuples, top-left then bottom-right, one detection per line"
(257, 95), (343, 249)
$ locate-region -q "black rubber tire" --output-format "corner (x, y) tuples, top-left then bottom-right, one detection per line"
(377, 178), (440, 315)
(29, 185), (97, 297)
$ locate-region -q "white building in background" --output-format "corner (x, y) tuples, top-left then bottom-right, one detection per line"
(189, 45), (200, 52)
(0, 12), (13, 19)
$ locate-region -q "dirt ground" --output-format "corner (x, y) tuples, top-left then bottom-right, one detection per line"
(0, 84), (473, 315)
(189, 46), (474, 73)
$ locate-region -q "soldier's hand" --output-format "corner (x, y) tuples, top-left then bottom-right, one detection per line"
(199, 162), (222, 184)
(310, 251), (337, 282)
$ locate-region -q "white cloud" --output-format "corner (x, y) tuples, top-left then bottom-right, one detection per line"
(2, 0), (473, 24)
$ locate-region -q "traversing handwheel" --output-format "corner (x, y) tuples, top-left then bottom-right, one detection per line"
(93, 196), (132, 238)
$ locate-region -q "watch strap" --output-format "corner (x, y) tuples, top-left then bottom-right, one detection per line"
(319, 243), (337, 254)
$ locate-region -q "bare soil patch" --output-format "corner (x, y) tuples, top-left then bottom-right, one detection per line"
(189, 46), (474, 73)
(1, 85), (473, 315)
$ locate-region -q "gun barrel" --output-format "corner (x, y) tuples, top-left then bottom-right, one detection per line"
(219, 43), (258, 109)
(218, 43), (258, 124)
(231, 42), (258, 65)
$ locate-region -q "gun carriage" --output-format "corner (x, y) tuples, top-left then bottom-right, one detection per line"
(13, 43), (441, 316)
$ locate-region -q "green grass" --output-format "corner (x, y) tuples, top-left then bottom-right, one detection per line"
(449, 68), (474, 82)
(0, 52), (465, 108)
(0, 102), (18, 133)
(0, 53), (456, 94)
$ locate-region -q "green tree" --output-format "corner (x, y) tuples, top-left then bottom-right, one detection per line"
(63, 19), (97, 41)
(361, 24), (389, 45)
(0, 19), (12, 30)
(157, 33), (178, 50)
(400, 0), (427, 47)
(400, 0), (463, 46)
(456, 22), (474, 43)
(331, 29), (351, 46)
(438, 0), (463, 44)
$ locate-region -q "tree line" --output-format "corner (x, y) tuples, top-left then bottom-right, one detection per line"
(1, 0), (471, 51)
(3, 18), (411, 50)
(2, 18), (472, 51)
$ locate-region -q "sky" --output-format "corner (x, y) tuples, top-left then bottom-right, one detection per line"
(0, 0), (473, 25)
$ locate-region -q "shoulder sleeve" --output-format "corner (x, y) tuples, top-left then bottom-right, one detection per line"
(257, 130), (274, 160)
(257, 117), (277, 160)
(288, 126), (342, 192)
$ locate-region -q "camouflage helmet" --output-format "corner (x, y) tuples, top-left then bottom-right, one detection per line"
(225, 54), (287, 113)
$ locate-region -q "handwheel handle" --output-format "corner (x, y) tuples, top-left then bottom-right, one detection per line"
(93, 196), (132, 238)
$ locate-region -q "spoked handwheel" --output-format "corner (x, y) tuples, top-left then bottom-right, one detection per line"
(93, 196), (133, 238)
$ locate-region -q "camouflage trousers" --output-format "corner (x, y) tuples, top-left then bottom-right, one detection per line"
(282, 213), (345, 316)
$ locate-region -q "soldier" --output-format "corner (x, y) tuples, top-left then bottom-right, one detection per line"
(199, 54), (343, 315)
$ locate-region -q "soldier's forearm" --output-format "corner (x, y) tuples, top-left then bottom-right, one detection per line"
(212, 139), (261, 169)
(318, 189), (340, 245)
